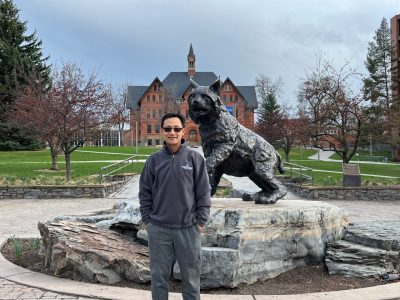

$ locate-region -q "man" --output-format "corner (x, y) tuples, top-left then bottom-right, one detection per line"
(139, 112), (211, 300)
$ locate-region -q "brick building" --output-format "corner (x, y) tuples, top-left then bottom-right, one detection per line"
(126, 45), (258, 146)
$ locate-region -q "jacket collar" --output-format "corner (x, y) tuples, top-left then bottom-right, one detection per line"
(162, 139), (188, 155)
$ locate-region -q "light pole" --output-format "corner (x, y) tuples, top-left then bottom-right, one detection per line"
(135, 120), (138, 154)
(369, 133), (372, 158)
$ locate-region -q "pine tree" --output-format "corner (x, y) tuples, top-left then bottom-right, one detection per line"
(254, 74), (283, 144)
(0, 0), (50, 149)
(363, 17), (399, 160)
(364, 18), (392, 108)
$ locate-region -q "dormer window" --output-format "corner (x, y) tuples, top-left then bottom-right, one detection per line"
(224, 84), (232, 91)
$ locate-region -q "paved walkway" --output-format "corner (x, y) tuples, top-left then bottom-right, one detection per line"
(1, 172), (400, 298)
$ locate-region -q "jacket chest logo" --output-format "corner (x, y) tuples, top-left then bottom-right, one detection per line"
(181, 163), (193, 171)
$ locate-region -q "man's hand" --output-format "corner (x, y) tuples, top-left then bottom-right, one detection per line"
(196, 224), (205, 233)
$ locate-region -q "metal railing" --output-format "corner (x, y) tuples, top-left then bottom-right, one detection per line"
(282, 162), (314, 185)
(99, 155), (140, 183)
(355, 154), (389, 163)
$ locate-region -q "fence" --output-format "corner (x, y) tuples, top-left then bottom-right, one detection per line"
(99, 155), (139, 183)
(355, 154), (388, 163)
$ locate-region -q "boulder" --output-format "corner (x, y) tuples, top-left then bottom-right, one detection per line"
(326, 221), (400, 277)
(38, 221), (150, 284)
(110, 198), (348, 287)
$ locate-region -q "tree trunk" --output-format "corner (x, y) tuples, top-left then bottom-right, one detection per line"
(50, 147), (58, 171)
(49, 136), (59, 171)
(284, 150), (290, 162)
(64, 145), (72, 182)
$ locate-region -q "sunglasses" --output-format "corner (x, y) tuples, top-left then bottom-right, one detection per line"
(163, 127), (183, 133)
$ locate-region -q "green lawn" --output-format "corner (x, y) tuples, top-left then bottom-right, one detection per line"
(0, 146), (158, 184)
(1, 146), (399, 186)
(281, 148), (400, 186)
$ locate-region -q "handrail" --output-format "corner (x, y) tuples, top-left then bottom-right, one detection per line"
(282, 162), (313, 185)
(99, 155), (139, 183)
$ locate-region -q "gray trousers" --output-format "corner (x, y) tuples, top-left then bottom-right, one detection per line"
(147, 223), (201, 300)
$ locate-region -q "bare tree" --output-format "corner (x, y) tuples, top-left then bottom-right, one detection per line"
(108, 83), (131, 146)
(13, 71), (61, 170)
(299, 54), (367, 163)
(162, 85), (181, 114)
(278, 105), (311, 162)
(15, 62), (111, 181)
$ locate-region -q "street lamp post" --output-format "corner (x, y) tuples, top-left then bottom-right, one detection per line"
(135, 120), (138, 154)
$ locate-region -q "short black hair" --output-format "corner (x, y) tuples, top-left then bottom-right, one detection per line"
(161, 112), (186, 128)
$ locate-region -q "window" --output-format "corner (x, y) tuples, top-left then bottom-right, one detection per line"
(147, 124), (152, 133)
(154, 84), (160, 91)
(224, 84), (232, 91)
(156, 139), (160, 145)
(146, 110), (150, 119)
(229, 95), (233, 102)
(159, 95), (163, 102)
(156, 124), (160, 133)
(147, 95), (150, 102)
(153, 109), (156, 118)
(152, 95), (156, 102)
(147, 139), (152, 146)
(235, 95), (238, 102)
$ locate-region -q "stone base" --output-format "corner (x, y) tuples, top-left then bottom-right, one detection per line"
(39, 198), (348, 288)
(110, 198), (348, 287)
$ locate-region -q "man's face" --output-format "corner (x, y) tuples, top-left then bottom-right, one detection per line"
(162, 117), (185, 147)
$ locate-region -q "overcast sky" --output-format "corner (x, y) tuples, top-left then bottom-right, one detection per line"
(14, 0), (400, 105)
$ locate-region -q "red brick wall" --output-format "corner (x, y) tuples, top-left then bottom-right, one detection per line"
(130, 85), (255, 145)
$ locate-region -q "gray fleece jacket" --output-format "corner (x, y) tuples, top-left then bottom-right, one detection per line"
(139, 141), (211, 228)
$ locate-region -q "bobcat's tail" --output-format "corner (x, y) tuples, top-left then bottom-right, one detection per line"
(276, 153), (285, 174)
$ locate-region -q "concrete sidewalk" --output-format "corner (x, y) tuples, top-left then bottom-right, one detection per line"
(1, 176), (400, 299)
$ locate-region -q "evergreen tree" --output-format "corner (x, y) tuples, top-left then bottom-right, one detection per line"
(363, 17), (399, 160)
(364, 18), (392, 108)
(363, 18), (392, 144)
(254, 74), (283, 144)
(0, 0), (50, 149)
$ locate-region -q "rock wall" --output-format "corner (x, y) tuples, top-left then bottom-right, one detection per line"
(0, 183), (121, 199)
(284, 182), (400, 201)
(0, 175), (135, 199)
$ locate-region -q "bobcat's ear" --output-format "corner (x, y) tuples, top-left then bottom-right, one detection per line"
(210, 79), (221, 95)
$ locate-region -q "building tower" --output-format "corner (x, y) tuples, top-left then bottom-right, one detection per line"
(187, 44), (196, 77)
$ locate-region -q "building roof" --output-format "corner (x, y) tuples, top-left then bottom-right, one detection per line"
(162, 72), (218, 98)
(236, 86), (258, 109)
(127, 85), (147, 109)
(127, 72), (258, 109)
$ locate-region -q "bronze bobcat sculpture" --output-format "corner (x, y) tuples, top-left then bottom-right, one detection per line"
(188, 79), (286, 204)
